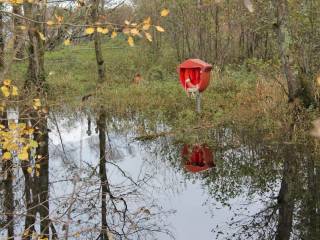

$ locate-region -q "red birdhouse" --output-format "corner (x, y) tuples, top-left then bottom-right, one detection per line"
(181, 144), (215, 173)
(177, 59), (212, 93)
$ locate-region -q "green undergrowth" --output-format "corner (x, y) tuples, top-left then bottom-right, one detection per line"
(9, 40), (311, 138)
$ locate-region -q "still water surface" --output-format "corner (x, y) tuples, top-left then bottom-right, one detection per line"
(49, 117), (262, 240)
(1, 111), (319, 239)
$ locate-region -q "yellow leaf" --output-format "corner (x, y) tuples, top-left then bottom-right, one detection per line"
(46, 20), (54, 26)
(64, 39), (71, 46)
(97, 27), (104, 33)
(2, 152), (12, 161)
(155, 26), (165, 32)
(24, 128), (34, 135)
(55, 14), (64, 23)
(8, 122), (17, 129)
(23, 229), (29, 237)
(161, 8), (170, 17)
(20, 25), (26, 30)
(124, 20), (130, 25)
(145, 32), (152, 42)
(18, 123), (26, 129)
(36, 163), (41, 169)
(8, 143), (19, 152)
(128, 36), (134, 47)
(38, 32), (46, 41)
(36, 170), (40, 177)
(100, 28), (109, 34)
(18, 138), (26, 144)
(130, 28), (139, 36)
(1, 86), (10, 97)
(85, 27), (95, 35)
(33, 99), (41, 109)
(18, 152), (29, 161)
(12, 86), (18, 96)
(143, 18), (151, 29)
(111, 31), (117, 39)
(3, 79), (11, 86)
(27, 167), (32, 174)
(317, 75), (320, 87)
(143, 17), (151, 25)
(143, 24), (151, 31)
(29, 140), (38, 148)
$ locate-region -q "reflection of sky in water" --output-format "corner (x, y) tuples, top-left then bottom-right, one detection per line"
(47, 116), (265, 240)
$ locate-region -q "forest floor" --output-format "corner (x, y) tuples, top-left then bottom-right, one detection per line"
(9, 40), (317, 141)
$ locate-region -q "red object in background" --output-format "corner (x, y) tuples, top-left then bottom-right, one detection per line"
(177, 59), (212, 93)
(181, 144), (215, 173)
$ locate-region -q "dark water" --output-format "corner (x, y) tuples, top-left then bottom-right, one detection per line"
(0, 111), (319, 240)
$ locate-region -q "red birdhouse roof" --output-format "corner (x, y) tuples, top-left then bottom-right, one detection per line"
(178, 59), (212, 71)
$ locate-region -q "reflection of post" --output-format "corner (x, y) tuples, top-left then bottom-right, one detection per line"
(97, 106), (110, 240)
(196, 91), (201, 113)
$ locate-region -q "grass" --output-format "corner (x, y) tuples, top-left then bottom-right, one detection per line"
(8, 39), (314, 141)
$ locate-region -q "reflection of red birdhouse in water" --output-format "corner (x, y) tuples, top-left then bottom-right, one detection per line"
(177, 59), (212, 93)
(181, 144), (215, 173)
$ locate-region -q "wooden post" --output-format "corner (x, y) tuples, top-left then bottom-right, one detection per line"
(196, 91), (201, 113)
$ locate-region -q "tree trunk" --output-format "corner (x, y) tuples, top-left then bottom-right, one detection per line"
(272, 0), (308, 104)
(13, 5), (24, 59)
(92, 0), (106, 83)
(198, 0), (204, 59)
(305, 157), (320, 239)
(0, 3), (4, 70)
(31, 111), (50, 237)
(214, 5), (220, 64)
(275, 147), (296, 240)
(97, 106), (110, 240)
(19, 109), (37, 240)
(1, 111), (15, 239)
(23, 3), (46, 91)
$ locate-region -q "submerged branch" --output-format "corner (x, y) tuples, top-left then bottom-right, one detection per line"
(133, 123), (215, 141)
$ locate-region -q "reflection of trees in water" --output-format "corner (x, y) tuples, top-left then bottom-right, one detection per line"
(202, 127), (320, 240)
(95, 107), (174, 239)
(1, 109), (174, 239)
(140, 124), (320, 240)
(0, 110), (14, 238)
(293, 154), (320, 240)
(3, 107), (319, 239)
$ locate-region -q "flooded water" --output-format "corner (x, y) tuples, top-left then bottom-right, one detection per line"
(1, 110), (320, 240)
